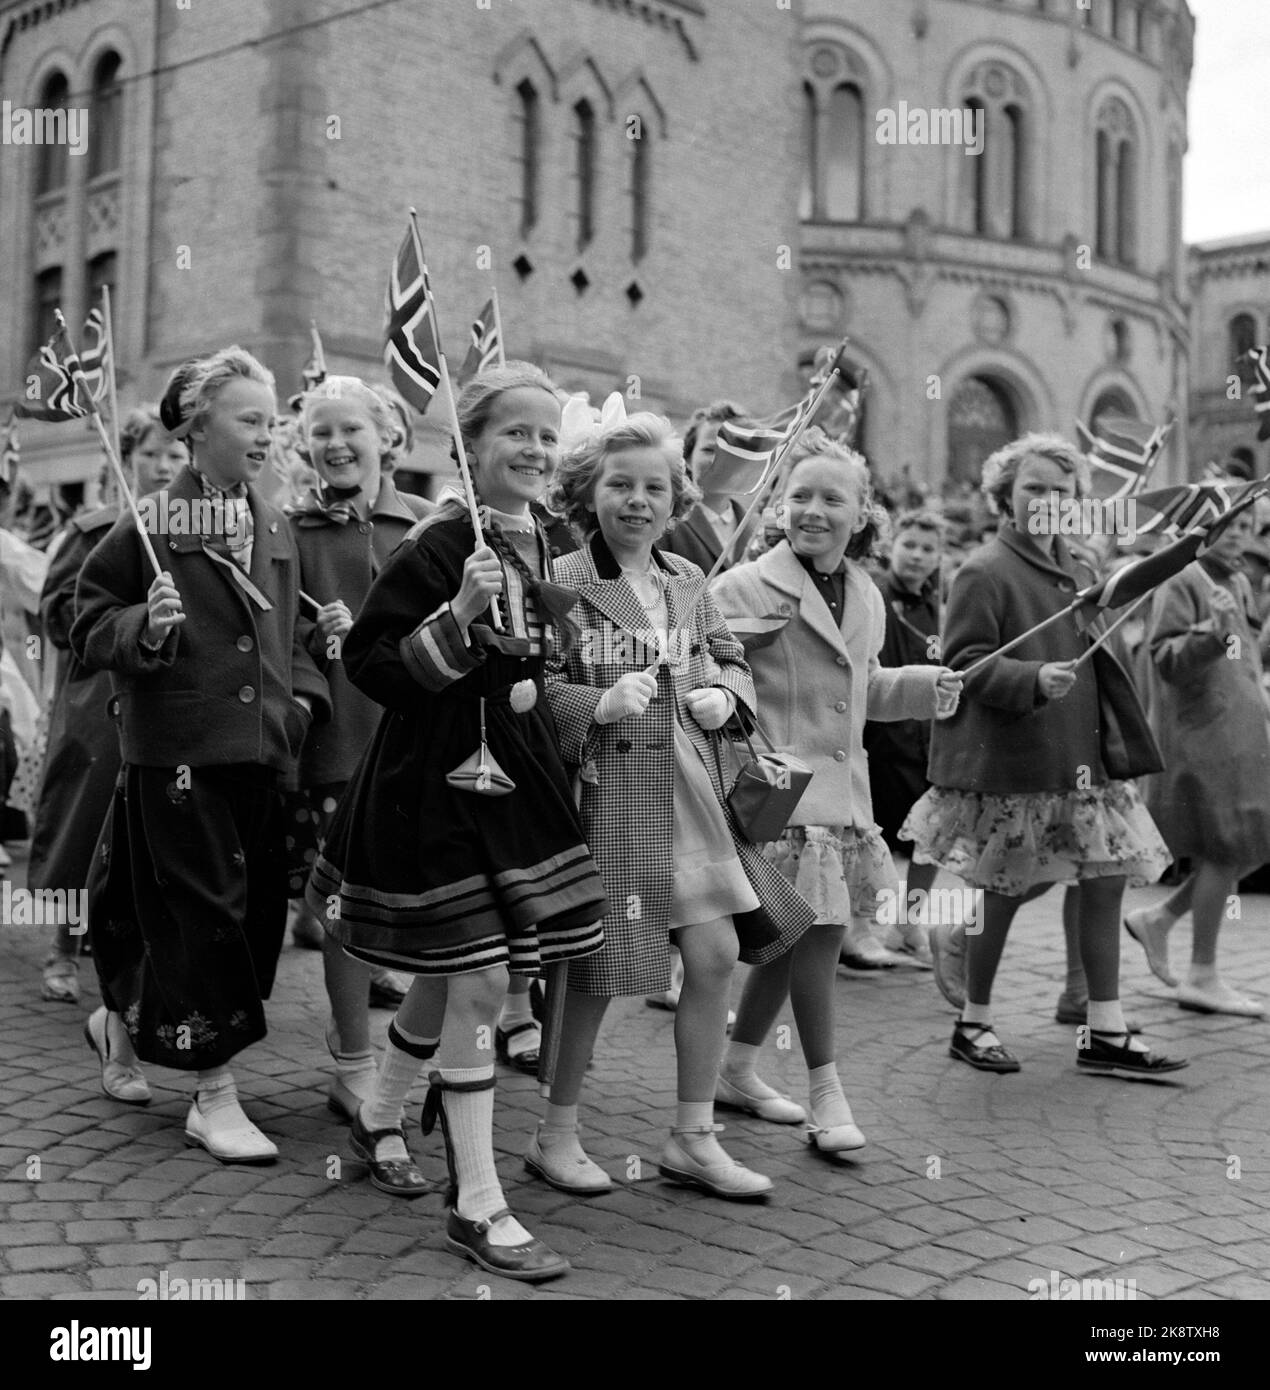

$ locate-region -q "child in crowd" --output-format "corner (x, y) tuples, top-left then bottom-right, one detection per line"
(533, 411), (815, 1201)
(1126, 507), (1270, 1017)
(306, 363), (607, 1281)
(712, 440), (959, 1153)
(72, 347), (330, 1155)
(902, 433), (1185, 1078)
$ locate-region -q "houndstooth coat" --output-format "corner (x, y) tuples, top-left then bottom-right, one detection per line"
(546, 532), (815, 996)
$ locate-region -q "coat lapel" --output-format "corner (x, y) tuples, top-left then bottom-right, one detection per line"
(758, 540), (848, 659)
(572, 533), (654, 637)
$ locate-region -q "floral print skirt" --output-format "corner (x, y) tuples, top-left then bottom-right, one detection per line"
(762, 823), (896, 926)
(901, 781), (1172, 897)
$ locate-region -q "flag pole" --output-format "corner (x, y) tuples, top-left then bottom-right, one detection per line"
(311, 319), (327, 378)
(100, 285), (124, 490)
(958, 604), (1080, 680)
(407, 208), (503, 629)
(1070, 592), (1150, 669)
(490, 286), (506, 367)
(702, 368), (841, 589)
(54, 310), (164, 582)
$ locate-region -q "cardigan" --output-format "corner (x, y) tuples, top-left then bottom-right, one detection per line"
(711, 540), (940, 828)
(71, 464), (330, 772)
(289, 478), (432, 786)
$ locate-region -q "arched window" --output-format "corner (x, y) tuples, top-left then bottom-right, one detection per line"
(1094, 97), (1137, 266)
(33, 266), (62, 352)
(957, 64), (1032, 241)
(1089, 387), (1137, 435)
(630, 123), (650, 262)
(1229, 313), (1258, 387)
(88, 51), (123, 180)
(87, 251), (118, 313)
(947, 376), (1019, 485)
(516, 79), (540, 238)
(800, 45), (868, 223)
(573, 99), (596, 250)
(35, 71), (71, 195)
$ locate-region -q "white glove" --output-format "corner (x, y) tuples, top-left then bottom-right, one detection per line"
(594, 671), (658, 724)
(684, 686), (735, 731)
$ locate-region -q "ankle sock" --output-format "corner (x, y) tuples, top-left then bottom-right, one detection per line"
(440, 1065), (530, 1247)
(359, 1021), (437, 1156)
(959, 1001), (1000, 1049)
(325, 1019), (377, 1091)
(196, 1066), (238, 1115)
(498, 991), (535, 1031)
(722, 1041), (782, 1098)
(541, 1102), (579, 1138)
(675, 1099), (714, 1132)
(1088, 1000), (1148, 1052)
(808, 1062), (854, 1131)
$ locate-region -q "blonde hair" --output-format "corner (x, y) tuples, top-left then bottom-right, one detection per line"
(371, 382), (414, 472)
(299, 375), (395, 457)
(981, 432), (1091, 519)
(450, 361), (561, 462)
(783, 432), (888, 560)
(547, 412), (700, 538)
(178, 346), (275, 439)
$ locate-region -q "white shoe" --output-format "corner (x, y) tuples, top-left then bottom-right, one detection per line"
(883, 925), (935, 969)
(806, 1099), (867, 1154)
(659, 1125), (773, 1200)
(524, 1126), (613, 1194)
(84, 1007), (151, 1105)
(185, 1095), (278, 1164)
(715, 1072), (806, 1124)
(1176, 981), (1265, 1017)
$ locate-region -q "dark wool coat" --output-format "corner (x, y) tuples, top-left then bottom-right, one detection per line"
(661, 499), (756, 575)
(289, 479), (432, 787)
(1140, 560), (1270, 864)
(26, 508), (122, 892)
(71, 465), (330, 771)
(547, 533), (815, 997)
(928, 526), (1158, 795)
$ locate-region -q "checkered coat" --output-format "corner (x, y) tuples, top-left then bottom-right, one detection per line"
(546, 532), (815, 996)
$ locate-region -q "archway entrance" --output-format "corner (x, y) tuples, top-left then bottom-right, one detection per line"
(946, 376), (1019, 487)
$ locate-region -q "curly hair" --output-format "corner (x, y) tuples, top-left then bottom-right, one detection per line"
(174, 346), (275, 441)
(118, 406), (186, 466)
(980, 432), (1091, 520)
(546, 412), (701, 540)
(782, 434), (889, 561)
(892, 507), (945, 541)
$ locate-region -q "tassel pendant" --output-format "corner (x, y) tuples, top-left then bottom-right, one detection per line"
(509, 679), (537, 713)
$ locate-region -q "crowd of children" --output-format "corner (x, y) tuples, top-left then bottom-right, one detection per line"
(12, 342), (1269, 1284)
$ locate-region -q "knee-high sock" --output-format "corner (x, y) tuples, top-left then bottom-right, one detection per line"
(361, 1018), (437, 1133)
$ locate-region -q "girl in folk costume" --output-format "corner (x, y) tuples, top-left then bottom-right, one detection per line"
(711, 442), (960, 1155)
(71, 347), (331, 1157)
(1126, 506), (1270, 1017)
(36, 406), (188, 1007)
(901, 434), (1184, 1077)
(288, 377), (433, 1120)
(306, 363), (607, 1282)
(535, 409), (815, 1201)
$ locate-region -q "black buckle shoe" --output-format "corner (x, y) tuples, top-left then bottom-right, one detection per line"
(1077, 1029), (1189, 1081)
(349, 1111), (431, 1198)
(495, 1020), (541, 1076)
(446, 1208), (570, 1282)
(949, 1020), (1021, 1073)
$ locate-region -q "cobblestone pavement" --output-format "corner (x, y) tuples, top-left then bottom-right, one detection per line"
(3, 848), (1269, 1303)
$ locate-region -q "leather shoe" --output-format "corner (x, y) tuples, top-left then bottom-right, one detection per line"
(715, 1072), (806, 1124)
(42, 953), (80, 1004)
(1077, 1029), (1188, 1080)
(949, 1019), (1020, 1073)
(524, 1126), (613, 1194)
(184, 1095), (278, 1164)
(446, 1208), (570, 1282)
(1175, 982), (1265, 1017)
(1055, 993), (1141, 1033)
(349, 1109), (430, 1197)
(495, 1020), (541, 1076)
(1123, 911), (1177, 988)
(658, 1124), (772, 1200)
(84, 1007), (150, 1105)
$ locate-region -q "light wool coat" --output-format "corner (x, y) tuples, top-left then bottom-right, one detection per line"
(711, 540), (940, 828)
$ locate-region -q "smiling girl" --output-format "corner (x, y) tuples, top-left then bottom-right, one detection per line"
(306, 363), (607, 1282)
(72, 346), (330, 1159)
(537, 413), (815, 1202)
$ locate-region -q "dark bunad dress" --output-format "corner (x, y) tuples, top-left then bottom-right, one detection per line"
(306, 500), (607, 976)
(71, 466), (331, 1069)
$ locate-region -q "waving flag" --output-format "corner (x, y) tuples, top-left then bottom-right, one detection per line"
(709, 420), (786, 496)
(1, 413), (18, 486)
(1133, 480), (1243, 540)
(1245, 345), (1270, 442)
(77, 306), (111, 407)
(15, 325), (92, 421)
(1076, 415), (1171, 503)
(384, 223), (441, 413)
(459, 298), (500, 383)
(288, 321), (328, 410)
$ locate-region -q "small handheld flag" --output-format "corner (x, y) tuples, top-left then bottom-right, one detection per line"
(459, 298), (501, 383)
(15, 325), (93, 422)
(384, 224), (442, 413)
(1075, 415), (1171, 503)
(1132, 480), (1243, 540)
(288, 321), (329, 411)
(1244, 345), (1270, 442)
(709, 421), (787, 497)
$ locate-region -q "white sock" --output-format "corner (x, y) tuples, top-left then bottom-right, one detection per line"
(441, 1066), (530, 1246)
(538, 1102), (589, 1159)
(326, 1019), (377, 1093)
(498, 991), (535, 1031)
(808, 1062), (853, 1131)
(959, 1002), (1000, 1049)
(722, 1041), (781, 1098)
(675, 1099), (714, 1132)
(196, 1066), (237, 1115)
(1088, 1000), (1148, 1052)
(361, 1024), (436, 1157)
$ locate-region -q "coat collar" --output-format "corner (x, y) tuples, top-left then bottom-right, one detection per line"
(574, 530), (701, 637)
(997, 524), (1089, 588)
(162, 464), (288, 596)
(754, 539), (861, 658)
(371, 478), (427, 525)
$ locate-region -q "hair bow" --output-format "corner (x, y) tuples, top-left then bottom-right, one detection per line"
(558, 390), (628, 454)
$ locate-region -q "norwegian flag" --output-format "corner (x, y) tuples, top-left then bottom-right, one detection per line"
(709, 420), (787, 496)
(15, 325), (93, 421)
(459, 298), (500, 383)
(77, 306), (111, 406)
(383, 224), (442, 413)
(288, 321), (328, 411)
(1244, 345), (1270, 442)
(1133, 480), (1244, 540)
(1, 413), (19, 487)
(1076, 415), (1171, 503)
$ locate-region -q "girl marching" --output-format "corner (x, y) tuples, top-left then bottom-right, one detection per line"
(535, 409), (816, 1201)
(711, 437), (960, 1154)
(306, 363), (607, 1282)
(71, 346), (331, 1158)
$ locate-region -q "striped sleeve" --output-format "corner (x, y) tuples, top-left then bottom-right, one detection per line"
(398, 603), (484, 691)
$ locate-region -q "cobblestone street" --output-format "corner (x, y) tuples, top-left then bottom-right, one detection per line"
(2, 851), (1269, 1304)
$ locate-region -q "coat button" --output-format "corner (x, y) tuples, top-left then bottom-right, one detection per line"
(836, 656), (848, 667)
(359, 522), (371, 534)
(236, 635), (254, 653)
(238, 685), (256, 703)
(168, 541), (178, 550)
(778, 602), (792, 616)
(834, 700), (847, 712)
(833, 750), (847, 762)
(269, 523), (278, 533)
(616, 739), (632, 753)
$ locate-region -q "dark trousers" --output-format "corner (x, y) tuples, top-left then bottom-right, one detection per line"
(88, 763), (287, 1069)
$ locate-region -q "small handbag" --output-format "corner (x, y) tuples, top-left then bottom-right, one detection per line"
(714, 720), (813, 844)
(446, 697), (516, 797)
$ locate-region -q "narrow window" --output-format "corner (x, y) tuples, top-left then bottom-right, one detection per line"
(574, 99), (596, 250)
(516, 79), (540, 238)
(88, 51), (123, 180)
(35, 72), (71, 195)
